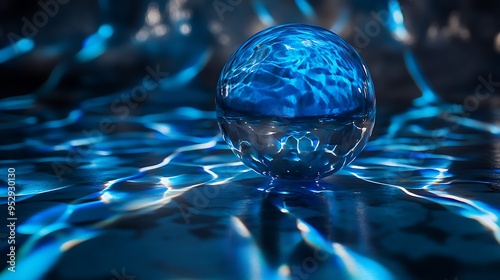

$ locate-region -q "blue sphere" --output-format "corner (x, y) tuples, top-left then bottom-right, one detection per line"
(216, 24), (375, 180)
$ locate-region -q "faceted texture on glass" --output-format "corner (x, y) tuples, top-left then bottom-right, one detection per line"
(216, 24), (375, 180)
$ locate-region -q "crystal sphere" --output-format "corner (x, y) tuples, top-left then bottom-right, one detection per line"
(216, 24), (375, 180)
(206, 0), (350, 90)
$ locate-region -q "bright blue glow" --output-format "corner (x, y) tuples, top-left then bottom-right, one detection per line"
(0, 227), (98, 280)
(77, 36), (106, 61)
(296, 219), (334, 252)
(217, 24), (375, 180)
(82, 34), (100, 50)
(252, 0), (275, 26)
(0, 93), (37, 110)
(0, 241), (60, 280)
(387, 1), (438, 106)
(0, 38), (34, 63)
(17, 38), (35, 52)
(296, 219), (395, 279)
(17, 204), (67, 234)
(387, 0), (409, 42)
(229, 217), (280, 279)
(403, 51), (440, 106)
(294, 0), (314, 18)
(43, 109), (83, 129)
(387, 104), (444, 137)
(77, 25), (114, 62)
(98, 24), (114, 38)
(330, 7), (351, 34)
(332, 243), (395, 280)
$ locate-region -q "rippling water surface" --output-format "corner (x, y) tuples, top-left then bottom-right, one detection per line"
(0, 88), (499, 280)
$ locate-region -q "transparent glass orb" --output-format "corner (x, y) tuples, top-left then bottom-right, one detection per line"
(216, 24), (376, 180)
(205, 0), (350, 90)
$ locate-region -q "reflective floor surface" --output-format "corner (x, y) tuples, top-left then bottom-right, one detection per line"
(0, 87), (499, 280)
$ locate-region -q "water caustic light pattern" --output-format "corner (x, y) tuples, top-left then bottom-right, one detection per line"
(217, 24), (375, 180)
(0, 87), (500, 279)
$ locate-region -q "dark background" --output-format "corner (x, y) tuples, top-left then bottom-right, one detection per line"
(1, 1), (500, 280)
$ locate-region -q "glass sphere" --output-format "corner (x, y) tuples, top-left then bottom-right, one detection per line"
(216, 24), (376, 180)
(204, 0), (350, 90)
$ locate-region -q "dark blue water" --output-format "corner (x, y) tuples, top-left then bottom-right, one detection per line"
(0, 89), (499, 280)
